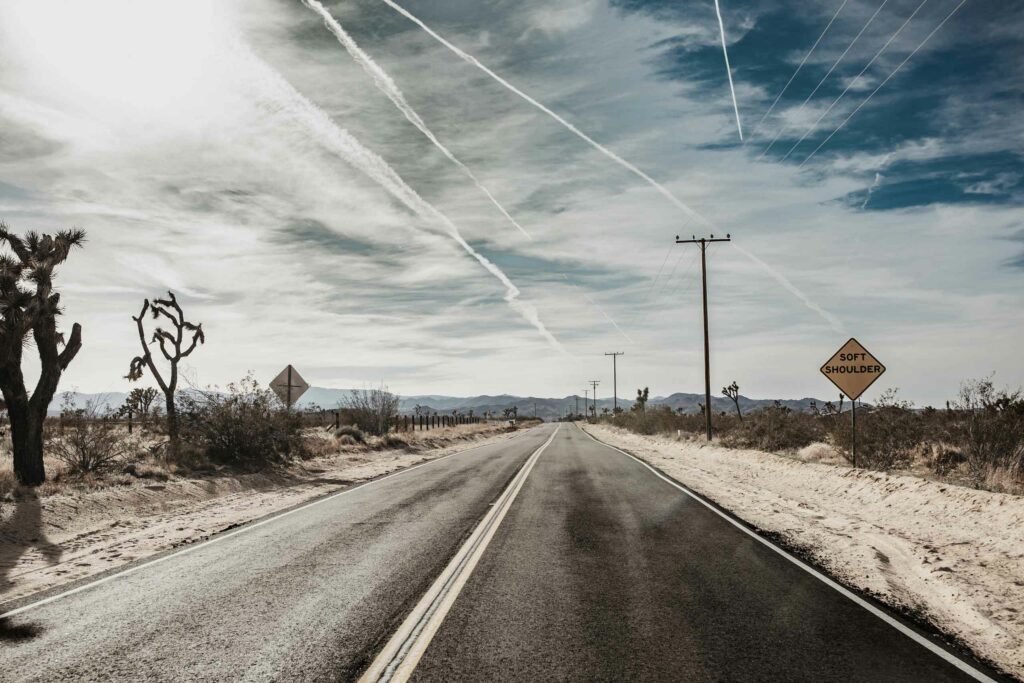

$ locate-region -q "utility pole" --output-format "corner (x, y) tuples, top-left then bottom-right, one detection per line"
(583, 389), (588, 419)
(604, 352), (624, 412)
(575, 394), (579, 417)
(675, 233), (731, 441)
(589, 380), (600, 419)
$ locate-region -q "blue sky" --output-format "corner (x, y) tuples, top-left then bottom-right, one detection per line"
(0, 0), (1020, 405)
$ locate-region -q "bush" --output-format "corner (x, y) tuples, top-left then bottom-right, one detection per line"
(47, 396), (135, 475)
(177, 375), (308, 470)
(334, 425), (365, 443)
(722, 402), (823, 452)
(344, 385), (400, 437)
(380, 434), (408, 450)
(828, 389), (922, 470)
(949, 377), (1024, 486)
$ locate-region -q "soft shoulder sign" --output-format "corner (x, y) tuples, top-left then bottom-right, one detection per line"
(820, 338), (885, 401)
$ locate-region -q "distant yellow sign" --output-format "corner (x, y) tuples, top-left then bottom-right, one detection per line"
(820, 338), (885, 401)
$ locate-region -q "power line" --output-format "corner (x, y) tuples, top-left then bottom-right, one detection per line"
(800, 0), (968, 167)
(760, 0), (891, 158)
(779, 0), (931, 162)
(751, 0), (850, 138)
(644, 245), (674, 300)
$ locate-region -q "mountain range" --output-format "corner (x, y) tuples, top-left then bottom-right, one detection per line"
(48, 388), (828, 421)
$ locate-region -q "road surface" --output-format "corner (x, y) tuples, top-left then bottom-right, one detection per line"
(0, 424), (995, 681)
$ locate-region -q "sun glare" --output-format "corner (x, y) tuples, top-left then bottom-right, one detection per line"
(1, 1), (236, 123)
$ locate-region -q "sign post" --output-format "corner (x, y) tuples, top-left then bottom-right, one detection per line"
(270, 364), (310, 410)
(820, 339), (885, 467)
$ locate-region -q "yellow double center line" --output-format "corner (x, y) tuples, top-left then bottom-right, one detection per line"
(360, 425), (560, 683)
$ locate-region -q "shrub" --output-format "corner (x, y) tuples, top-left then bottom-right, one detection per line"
(828, 389), (922, 470)
(380, 434), (408, 450)
(177, 375), (308, 470)
(345, 385), (400, 437)
(721, 402), (823, 452)
(47, 396), (135, 475)
(334, 425), (365, 443)
(949, 377), (1024, 486)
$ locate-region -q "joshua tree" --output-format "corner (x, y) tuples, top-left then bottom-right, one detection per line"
(632, 387), (649, 413)
(0, 225), (85, 485)
(722, 381), (743, 421)
(126, 292), (204, 455)
(120, 386), (160, 423)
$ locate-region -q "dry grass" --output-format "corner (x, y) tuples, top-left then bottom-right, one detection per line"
(0, 420), (515, 501)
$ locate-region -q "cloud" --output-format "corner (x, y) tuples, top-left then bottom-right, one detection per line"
(0, 0), (1019, 405)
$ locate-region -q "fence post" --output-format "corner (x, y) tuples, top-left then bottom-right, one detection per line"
(128, 408), (133, 435)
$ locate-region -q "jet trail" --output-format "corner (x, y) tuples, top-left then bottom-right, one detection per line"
(376, 0), (709, 228)
(239, 47), (562, 350)
(302, 0), (532, 240)
(373, 0), (844, 340)
(861, 153), (892, 208)
(800, 0), (968, 168)
(713, 0), (744, 141)
(751, 0), (849, 138)
(761, 0), (890, 158)
(560, 275), (633, 344)
(780, 0), (930, 162)
(732, 244), (847, 334)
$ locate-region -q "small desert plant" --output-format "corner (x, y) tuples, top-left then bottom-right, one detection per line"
(177, 374), (307, 470)
(722, 402), (823, 451)
(47, 396), (135, 475)
(828, 389), (922, 470)
(345, 385), (400, 437)
(949, 377), (1024, 486)
(334, 425), (365, 443)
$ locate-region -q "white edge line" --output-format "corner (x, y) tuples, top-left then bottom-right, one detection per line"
(361, 425), (559, 683)
(576, 425), (997, 683)
(0, 427), (546, 620)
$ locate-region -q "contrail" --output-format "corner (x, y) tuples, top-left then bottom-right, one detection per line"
(800, 0), (967, 168)
(761, 0), (890, 158)
(751, 0), (850, 138)
(861, 152), (892, 208)
(780, 0), (930, 162)
(238, 46), (562, 350)
(713, 0), (744, 141)
(561, 275), (633, 344)
(586, 293), (635, 344)
(302, 0), (532, 240)
(731, 243), (847, 334)
(376, 0), (710, 227)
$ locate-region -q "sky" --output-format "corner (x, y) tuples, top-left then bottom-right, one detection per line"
(0, 0), (1021, 406)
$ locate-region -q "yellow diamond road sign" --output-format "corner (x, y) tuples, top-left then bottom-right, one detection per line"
(820, 338), (885, 401)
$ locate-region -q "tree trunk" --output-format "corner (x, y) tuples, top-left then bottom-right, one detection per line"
(164, 391), (179, 457)
(9, 401), (45, 486)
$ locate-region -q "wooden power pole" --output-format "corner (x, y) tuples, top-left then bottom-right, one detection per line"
(604, 352), (624, 412)
(675, 233), (731, 441)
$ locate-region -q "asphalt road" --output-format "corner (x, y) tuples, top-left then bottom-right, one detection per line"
(0, 423), (992, 682)
(0, 426), (554, 682)
(409, 425), (982, 682)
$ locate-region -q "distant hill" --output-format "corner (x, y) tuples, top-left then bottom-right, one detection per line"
(47, 388), (828, 421)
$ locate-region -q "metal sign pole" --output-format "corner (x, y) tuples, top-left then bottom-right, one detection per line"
(852, 399), (857, 468)
(287, 365), (293, 410)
